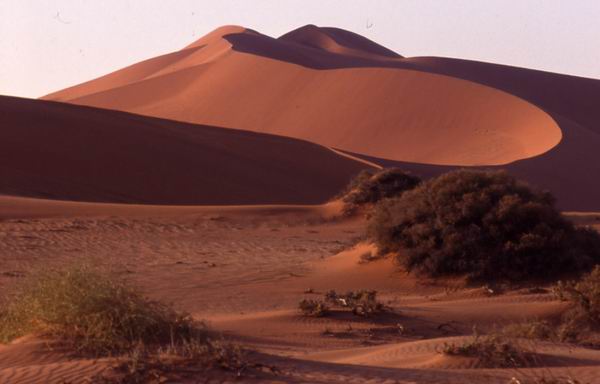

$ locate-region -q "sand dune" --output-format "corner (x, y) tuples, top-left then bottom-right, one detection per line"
(41, 24), (600, 210)
(0, 95), (370, 205)
(42, 26), (562, 167)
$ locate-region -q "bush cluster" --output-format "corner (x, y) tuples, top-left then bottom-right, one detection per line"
(368, 170), (600, 282)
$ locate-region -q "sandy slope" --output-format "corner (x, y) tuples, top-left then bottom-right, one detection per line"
(1, 198), (599, 383)
(42, 25), (562, 167)
(0, 95), (371, 204)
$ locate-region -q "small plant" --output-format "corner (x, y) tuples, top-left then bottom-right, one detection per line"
(324, 290), (386, 316)
(442, 333), (531, 368)
(298, 299), (329, 317)
(340, 168), (421, 214)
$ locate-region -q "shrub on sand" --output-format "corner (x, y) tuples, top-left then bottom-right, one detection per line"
(442, 333), (531, 368)
(324, 290), (386, 317)
(368, 170), (600, 282)
(553, 266), (600, 343)
(0, 265), (208, 356)
(298, 299), (329, 317)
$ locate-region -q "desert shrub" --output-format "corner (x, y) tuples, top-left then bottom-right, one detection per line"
(553, 266), (600, 342)
(501, 320), (556, 341)
(0, 265), (208, 356)
(298, 299), (329, 317)
(368, 170), (600, 282)
(442, 333), (531, 368)
(341, 168), (421, 214)
(94, 340), (246, 383)
(509, 378), (587, 384)
(324, 290), (386, 316)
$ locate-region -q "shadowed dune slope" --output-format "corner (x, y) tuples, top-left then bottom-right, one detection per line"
(0, 96), (371, 205)
(42, 26), (562, 167)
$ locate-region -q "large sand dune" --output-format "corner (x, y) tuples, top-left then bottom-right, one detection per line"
(42, 25), (562, 168)
(0, 95), (370, 205)
(43, 25), (600, 210)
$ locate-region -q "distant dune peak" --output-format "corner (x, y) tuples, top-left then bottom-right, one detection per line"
(279, 24), (402, 59)
(184, 25), (258, 49)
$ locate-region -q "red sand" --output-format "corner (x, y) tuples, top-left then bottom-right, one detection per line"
(0, 95), (371, 205)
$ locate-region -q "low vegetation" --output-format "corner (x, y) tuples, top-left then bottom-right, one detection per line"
(497, 267), (600, 347)
(509, 378), (588, 384)
(553, 266), (600, 344)
(299, 290), (386, 317)
(0, 264), (243, 374)
(368, 170), (600, 282)
(298, 299), (329, 317)
(340, 168), (421, 214)
(442, 333), (531, 368)
(324, 290), (386, 316)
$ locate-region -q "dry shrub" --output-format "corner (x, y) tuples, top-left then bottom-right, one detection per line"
(298, 299), (329, 317)
(341, 168), (421, 214)
(442, 333), (532, 368)
(324, 290), (386, 316)
(502, 320), (556, 341)
(0, 265), (210, 356)
(553, 266), (600, 343)
(368, 170), (600, 282)
(299, 290), (386, 317)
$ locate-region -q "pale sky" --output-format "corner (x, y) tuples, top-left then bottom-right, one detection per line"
(2, 0), (599, 98)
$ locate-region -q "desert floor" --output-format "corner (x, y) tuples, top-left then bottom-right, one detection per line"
(1, 196), (599, 383)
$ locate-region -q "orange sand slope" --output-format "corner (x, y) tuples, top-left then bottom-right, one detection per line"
(42, 25), (562, 167)
(42, 24), (600, 210)
(0, 96), (370, 205)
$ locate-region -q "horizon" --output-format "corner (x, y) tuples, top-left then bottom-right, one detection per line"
(1, 0), (600, 98)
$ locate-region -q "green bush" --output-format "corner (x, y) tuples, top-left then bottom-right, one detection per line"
(0, 265), (206, 356)
(368, 170), (600, 282)
(341, 168), (421, 213)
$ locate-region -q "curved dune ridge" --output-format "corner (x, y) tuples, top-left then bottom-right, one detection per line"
(0, 95), (371, 205)
(42, 24), (562, 167)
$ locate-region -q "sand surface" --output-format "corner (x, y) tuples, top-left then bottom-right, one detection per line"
(0, 197), (599, 383)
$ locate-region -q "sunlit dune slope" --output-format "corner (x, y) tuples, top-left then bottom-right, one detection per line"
(0, 96), (370, 204)
(42, 25), (562, 167)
